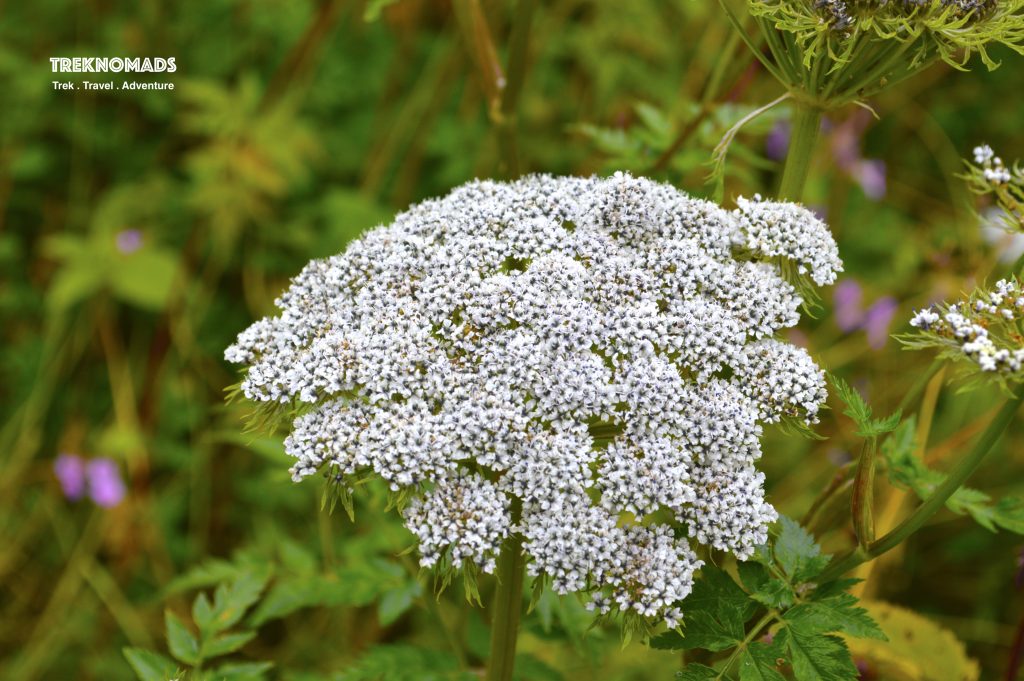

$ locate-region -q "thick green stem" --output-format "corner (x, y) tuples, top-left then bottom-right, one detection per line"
(851, 440), (877, 548)
(486, 506), (525, 681)
(819, 383), (1024, 582)
(777, 102), (822, 201)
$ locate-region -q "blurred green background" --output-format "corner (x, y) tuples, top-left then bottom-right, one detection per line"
(3, 0), (1024, 678)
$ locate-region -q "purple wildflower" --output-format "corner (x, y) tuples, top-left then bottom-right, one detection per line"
(766, 119), (791, 161)
(864, 297), (898, 349)
(833, 279), (864, 332)
(115, 229), (144, 254)
(54, 453), (87, 500)
(86, 458), (127, 508)
(855, 160), (887, 200)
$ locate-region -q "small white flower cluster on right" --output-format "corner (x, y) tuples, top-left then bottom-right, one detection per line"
(226, 173), (843, 628)
(909, 278), (1024, 374)
(973, 144), (1012, 185)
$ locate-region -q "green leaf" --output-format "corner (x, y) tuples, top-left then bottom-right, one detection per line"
(123, 647), (180, 681)
(378, 579), (422, 627)
(211, 661), (274, 681)
(737, 562), (795, 609)
(165, 610), (201, 666)
(47, 262), (105, 310)
(883, 418), (1024, 535)
(202, 630), (257, 658)
(674, 663), (718, 680)
(192, 592), (215, 637)
(829, 375), (900, 438)
(786, 589), (887, 640)
(210, 569), (271, 632)
(739, 639), (788, 681)
(649, 566), (756, 652)
(108, 248), (178, 311)
(774, 517), (830, 583)
(779, 626), (859, 681)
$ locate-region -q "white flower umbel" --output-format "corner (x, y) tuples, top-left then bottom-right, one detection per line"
(226, 173), (842, 626)
(908, 277), (1024, 378)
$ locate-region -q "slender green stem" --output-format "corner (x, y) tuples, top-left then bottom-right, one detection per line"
(777, 102), (822, 201)
(819, 382), (1024, 582)
(716, 611), (777, 679)
(850, 439), (877, 548)
(486, 517), (526, 681)
(496, 0), (536, 179)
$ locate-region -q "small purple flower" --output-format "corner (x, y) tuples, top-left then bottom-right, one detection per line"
(833, 279), (864, 332)
(115, 229), (144, 254)
(864, 297), (898, 349)
(54, 453), (87, 500)
(855, 160), (887, 201)
(86, 458), (127, 508)
(765, 120), (791, 161)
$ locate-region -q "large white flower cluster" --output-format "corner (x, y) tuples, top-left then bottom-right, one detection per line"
(225, 173), (841, 626)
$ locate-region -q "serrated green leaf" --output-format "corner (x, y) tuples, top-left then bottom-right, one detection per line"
(123, 647), (180, 681)
(674, 663), (718, 680)
(779, 626), (859, 681)
(650, 566), (756, 652)
(211, 661), (273, 681)
(883, 418), (1024, 535)
(192, 592), (215, 637)
(737, 562), (795, 609)
(829, 375), (900, 438)
(739, 639), (788, 681)
(165, 610), (201, 666)
(775, 517), (830, 583)
(786, 588), (886, 641)
(211, 569), (271, 632)
(202, 630), (257, 658)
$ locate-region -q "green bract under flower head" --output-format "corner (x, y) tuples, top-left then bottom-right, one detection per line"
(225, 173), (841, 628)
(733, 0), (1024, 106)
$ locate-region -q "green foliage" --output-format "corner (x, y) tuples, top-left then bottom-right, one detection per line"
(883, 418), (1024, 533)
(126, 570), (273, 681)
(829, 374), (902, 439)
(656, 518), (883, 680)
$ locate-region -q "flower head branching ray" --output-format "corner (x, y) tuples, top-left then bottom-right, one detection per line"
(964, 144), (1024, 231)
(225, 173), (841, 627)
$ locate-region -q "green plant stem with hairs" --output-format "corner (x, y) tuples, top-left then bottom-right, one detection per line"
(819, 381), (1024, 583)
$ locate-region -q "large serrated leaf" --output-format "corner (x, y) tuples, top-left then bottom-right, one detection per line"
(164, 610), (200, 666)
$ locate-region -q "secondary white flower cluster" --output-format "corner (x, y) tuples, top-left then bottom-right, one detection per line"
(226, 173), (841, 626)
(909, 278), (1024, 374)
(974, 144), (1012, 185)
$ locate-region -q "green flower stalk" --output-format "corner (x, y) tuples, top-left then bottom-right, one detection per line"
(719, 0), (1024, 198)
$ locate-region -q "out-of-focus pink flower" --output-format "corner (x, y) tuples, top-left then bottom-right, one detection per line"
(115, 229), (143, 254)
(854, 160), (887, 200)
(832, 279), (899, 349)
(765, 119), (790, 161)
(85, 458), (126, 508)
(831, 110), (887, 201)
(864, 297), (898, 349)
(54, 453), (87, 500)
(833, 279), (864, 332)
